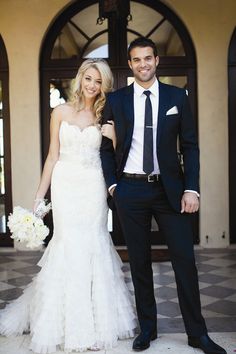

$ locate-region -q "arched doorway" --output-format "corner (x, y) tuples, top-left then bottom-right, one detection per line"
(40, 0), (198, 252)
(228, 27), (236, 244)
(0, 35), (12, 247)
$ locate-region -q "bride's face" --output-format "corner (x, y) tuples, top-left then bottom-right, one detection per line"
(81, 67), (102, 100)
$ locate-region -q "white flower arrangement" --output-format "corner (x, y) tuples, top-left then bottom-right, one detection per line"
(7, 200), (52, 249)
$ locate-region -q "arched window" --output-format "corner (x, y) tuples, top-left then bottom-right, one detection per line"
(40, 0), (198, 248)
(228, 27), (236, 244)
(0, 35), (12, 247)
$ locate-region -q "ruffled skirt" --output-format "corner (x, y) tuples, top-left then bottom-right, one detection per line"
(0, 161), (136, 353)
(0, 237), (136, 353)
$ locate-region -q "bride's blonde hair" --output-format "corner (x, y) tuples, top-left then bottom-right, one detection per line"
(71, 58), (113, 123)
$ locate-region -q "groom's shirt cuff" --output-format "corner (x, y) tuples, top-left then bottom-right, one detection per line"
(184, 190), (200, 198)
(108, 184), (117, 193)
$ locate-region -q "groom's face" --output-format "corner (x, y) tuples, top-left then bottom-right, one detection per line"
(128, 46), (159, 88)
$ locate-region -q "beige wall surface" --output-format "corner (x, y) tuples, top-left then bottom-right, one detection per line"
(0, 0), (70, 209)
(164, 0), (236, 246)
(0, 0), (235, 247)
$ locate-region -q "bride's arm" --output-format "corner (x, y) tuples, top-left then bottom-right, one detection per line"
(33, 107), (61, 212)
(101, 120), (116, 149)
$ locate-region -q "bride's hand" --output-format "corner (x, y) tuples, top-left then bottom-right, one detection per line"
(101, 120), (115, 140)
(101, 121), (116, 149)
(33, 198), (43, 214)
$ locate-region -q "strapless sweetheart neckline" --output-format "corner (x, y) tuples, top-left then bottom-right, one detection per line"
(61, 120), (98, 133)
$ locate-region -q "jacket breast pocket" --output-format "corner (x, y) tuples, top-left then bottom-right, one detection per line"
(164, 114), (180, 129)
(165, 113), (179, 118)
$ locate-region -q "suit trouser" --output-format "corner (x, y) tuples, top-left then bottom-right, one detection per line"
(113, 176), (207, 336)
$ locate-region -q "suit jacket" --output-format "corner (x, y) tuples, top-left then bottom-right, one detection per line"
(100, 81), (200, 212)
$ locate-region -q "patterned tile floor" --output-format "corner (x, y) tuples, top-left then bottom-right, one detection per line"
(0, 247), (235, 353)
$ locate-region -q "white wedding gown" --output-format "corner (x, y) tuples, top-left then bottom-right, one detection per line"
(0, 120), (136, 353)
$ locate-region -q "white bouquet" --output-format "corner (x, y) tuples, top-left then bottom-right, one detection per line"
(7, 200), (52, 249)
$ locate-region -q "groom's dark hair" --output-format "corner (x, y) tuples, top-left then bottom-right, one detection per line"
(127, 37), (158, 60)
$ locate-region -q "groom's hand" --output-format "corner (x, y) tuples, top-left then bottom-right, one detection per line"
(181, 192), (199, 213)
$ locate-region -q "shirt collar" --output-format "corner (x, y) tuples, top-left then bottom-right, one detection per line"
(133, 78), (158, 97)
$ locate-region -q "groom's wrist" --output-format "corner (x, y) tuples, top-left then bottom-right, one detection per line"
(184, 190), (200, 198)
(108, 184), (117, 195)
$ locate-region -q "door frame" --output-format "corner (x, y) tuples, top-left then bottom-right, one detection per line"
(0, 35), (13, 247)
(228, 27), (236, 243)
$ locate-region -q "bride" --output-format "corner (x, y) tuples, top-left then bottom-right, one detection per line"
(0, 58), (136, 353)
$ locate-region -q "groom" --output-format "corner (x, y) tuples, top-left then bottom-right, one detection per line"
(100, 37), (226, 354)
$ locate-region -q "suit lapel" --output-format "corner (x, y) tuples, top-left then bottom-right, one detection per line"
(123, 84), (134, 152)
(157, 81), (169, 145)
(123, 84), (134, 125)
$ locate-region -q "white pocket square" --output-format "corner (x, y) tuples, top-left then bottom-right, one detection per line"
(166, 106), (178, 115)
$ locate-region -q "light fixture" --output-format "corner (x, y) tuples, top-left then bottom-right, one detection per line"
(97, 0), (131, 25)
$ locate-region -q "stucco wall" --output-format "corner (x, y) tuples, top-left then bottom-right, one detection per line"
(0, 0), (69, 208)
(0, 0), (235, 247)
(164, 0), (235, 246)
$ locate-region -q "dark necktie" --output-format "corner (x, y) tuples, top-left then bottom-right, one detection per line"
(143, 90), (154, 175)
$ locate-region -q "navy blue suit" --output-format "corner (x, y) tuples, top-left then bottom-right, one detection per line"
(101, 81), (207, 336)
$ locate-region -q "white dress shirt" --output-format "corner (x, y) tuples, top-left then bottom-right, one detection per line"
(124, 79), (160, 174)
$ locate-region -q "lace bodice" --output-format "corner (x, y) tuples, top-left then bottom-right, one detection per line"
(59, 120), (102, 168)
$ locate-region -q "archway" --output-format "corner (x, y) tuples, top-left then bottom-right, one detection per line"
(0, 35), (12, 247)
(40, 0), (198, 251)
(228, 27), (236, 244)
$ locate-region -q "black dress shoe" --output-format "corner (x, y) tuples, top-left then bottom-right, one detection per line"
(132, 330), (157, 351)
(188, 334), (227, 354)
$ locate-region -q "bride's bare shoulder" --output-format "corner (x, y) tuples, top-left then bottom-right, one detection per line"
(52, 103), (74, 115)
(51, 103), (75, 122)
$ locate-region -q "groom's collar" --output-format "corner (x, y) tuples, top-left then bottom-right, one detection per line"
(134, 78), (158, 97)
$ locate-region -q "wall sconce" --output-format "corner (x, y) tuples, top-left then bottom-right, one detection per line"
(97, 0), (131, 25)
